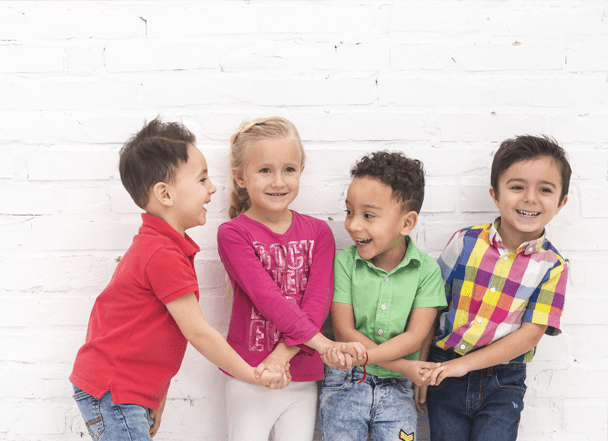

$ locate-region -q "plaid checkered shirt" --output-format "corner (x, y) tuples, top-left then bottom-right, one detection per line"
(433, 218), (568, 364)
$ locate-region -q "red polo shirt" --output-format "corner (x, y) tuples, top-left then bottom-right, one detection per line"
(70, 214), (200, 410)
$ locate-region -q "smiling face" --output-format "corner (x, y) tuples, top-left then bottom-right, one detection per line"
(344, 176), (417, 272)
(235, 136), (303, 224)
(169, 144), (217, 235)
(490, 155), (567, 251)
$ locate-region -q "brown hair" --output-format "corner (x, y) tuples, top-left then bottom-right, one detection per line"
(119, 117), (195, 209)
(491, 135), (571, 203)
(228, 117), (305, 219)
(351, 151), (425, 213)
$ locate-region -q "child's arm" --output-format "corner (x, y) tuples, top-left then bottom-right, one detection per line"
(149, 393), (166, 437)
(166, 293), (283, 388)
(426, 322), (547, 386)
(413, 314), (439, 413)
(329, 302), (438, 384)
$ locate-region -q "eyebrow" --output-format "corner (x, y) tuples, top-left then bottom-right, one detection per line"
(197, 169), (208, 178)
(506, 178), (558, 189)
(345, 199), (382, 210)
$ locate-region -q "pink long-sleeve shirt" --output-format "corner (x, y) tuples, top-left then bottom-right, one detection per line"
(217, 211), (335, 382)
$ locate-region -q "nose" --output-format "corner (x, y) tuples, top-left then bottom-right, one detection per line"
(345, 215), (362, 233)
(524, 188), (536, 203)
(208, 179), (217, 195)
(272, 173), (285, 187)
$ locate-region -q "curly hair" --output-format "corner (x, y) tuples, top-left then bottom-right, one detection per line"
(351, 151), (425, 213)
(119, 117), (195, 209)
(227, 116), (305, 219)
(491, 135), (571, 203)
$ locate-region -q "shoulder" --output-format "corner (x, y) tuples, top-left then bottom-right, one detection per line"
(335, 245), (358, 266)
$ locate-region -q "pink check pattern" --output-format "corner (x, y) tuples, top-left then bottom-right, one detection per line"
(434, 219), (567, 363)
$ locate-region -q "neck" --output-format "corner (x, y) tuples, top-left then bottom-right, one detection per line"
(244, 207), (293, 234)
(372, 239), (407, 273)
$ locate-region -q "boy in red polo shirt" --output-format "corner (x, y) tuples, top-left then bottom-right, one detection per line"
(70, 118), (283, 440)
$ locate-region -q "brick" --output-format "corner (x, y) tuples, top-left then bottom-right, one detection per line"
(580, 184), (608, 218)
(568, 257), (607, 287)
(0, 184), (109, 215)
(32, 218), (140, 251)
(563, 401), (608, 435)
(424, 181), (459, 213)
(0, 149), (16, 178)
(0, 329), (83, 364)
(547, 223), (608, 251)
(106, 42), (219, 72)
(0, 46), (64, 73)
(461, 184), (499, 213)
(257, 78), (377, 106)
(566, 42), (608, 72)
(66, 45), (105, 75)
(28, 151), (117, 181)
(533, 367), (608, 398)
(568, 149), (608, 180)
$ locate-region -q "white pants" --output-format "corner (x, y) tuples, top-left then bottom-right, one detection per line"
(225, 376), (318, 441)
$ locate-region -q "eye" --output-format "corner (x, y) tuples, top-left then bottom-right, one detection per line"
(364, 213), (375, 219)
(200, 178), (207, 183)
(345, 209), (353, 216)
(510, 185), (523, 191)
(259, 167), (271, 174)
(285, 167), (296, 173)
(540, 187), (553, 193)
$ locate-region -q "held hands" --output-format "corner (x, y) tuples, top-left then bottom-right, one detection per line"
(321, 341), (367, 370)
(254, 352), (292, 390)
(391, 359), (442, 387)
(421, 357), (468, 387)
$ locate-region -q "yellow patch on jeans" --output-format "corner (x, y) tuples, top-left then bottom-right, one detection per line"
(399, 430), (414, 441)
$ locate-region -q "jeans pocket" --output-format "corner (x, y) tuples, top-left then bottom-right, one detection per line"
(322, 366), (352, 390)
(493, 366), (527, 397)
(73, 387), (104, 440)
(395, 377), (414, 396)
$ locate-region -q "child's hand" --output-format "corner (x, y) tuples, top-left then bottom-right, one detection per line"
(414, 384), (428, 414)
(338, 341), (367, 361)
(321, 347), (354, 370)
(426, 358), (468, 386)
(258, 369), (291, 390)
(254, 353), (291, 379)
(149, 394), (167, 437)
(321, 341), (367, 369)
(391, 359), (442, 386)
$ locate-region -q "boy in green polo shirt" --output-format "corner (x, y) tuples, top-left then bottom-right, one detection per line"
(319, 151), (447, 441)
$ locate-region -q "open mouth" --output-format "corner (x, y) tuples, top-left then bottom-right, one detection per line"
(355, 238), (372, 245)
(516, 209), (540, 218)
(266, 192), (287, 197)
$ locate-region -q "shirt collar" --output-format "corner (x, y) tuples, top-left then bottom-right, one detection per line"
(354, 235), (421, 273)
(489, 217), (546, 256)
(140, 213), (200, 258)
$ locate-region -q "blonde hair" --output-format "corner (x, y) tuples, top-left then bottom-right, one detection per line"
(228, 116), (305, 219)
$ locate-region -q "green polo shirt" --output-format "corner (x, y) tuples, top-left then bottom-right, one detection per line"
(333, 236), (447, 378)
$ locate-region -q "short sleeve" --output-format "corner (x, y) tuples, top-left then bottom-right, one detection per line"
(522, 259), (567, 336)
(332, 248), (355, 305)
(412, 256), (448, 309)
(146, 246), (198, 305)
(437, 229), (465, 306)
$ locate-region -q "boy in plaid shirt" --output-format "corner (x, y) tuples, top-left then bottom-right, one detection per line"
(420, 135), (571, 441)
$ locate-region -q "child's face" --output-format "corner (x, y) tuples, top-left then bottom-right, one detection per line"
(235, 136), (303, 218)
(345, 176), (413, 270)
(170, 144), (217, 235)
(490, 155), (567, 247)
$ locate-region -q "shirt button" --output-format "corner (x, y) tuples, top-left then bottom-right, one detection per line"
(477, 318), (483, 323)
(378, 329), (384, 336)
(381, 304), (387, 311)
(460, 344), (466, 350)
(367, 263), (372, 268)
(490, 287), (496, 293)
(385, 277), (389, 282)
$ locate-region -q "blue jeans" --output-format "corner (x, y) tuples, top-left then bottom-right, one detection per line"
(319, 366), (417, 441)
(426, 346), (527, 441)
(72, 385), (154, 441)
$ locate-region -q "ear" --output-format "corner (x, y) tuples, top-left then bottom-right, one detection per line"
(399, 210), (419, 237)
(233, 170), (247, 189)
(151, 181), (174, 207)
(489, 187), (500, 209)
(555, 194), (568, 214)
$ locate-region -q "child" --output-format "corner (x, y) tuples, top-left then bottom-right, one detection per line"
(217, 117), (365, 441)
(319, 151), (447, 441)
(70, 118), (282, 441)
(421, 135), (571, 441)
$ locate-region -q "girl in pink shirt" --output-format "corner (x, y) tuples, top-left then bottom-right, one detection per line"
(217, 117), (364, 441)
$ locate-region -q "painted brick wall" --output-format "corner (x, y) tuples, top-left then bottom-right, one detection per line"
(0, 1), (606, 440)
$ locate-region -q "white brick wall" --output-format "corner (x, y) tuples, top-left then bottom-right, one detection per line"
(0, 1), (606, 440)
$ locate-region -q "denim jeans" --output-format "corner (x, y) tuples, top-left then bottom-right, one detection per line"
(72, 385), (154, 441)
(319, 366), (417, 441)
(426, 346), (527, 441)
